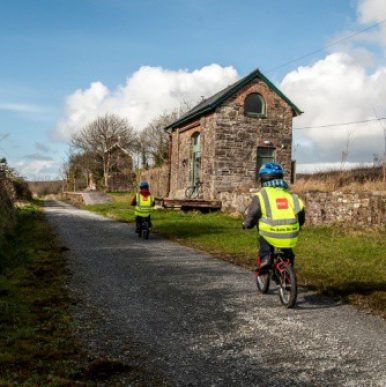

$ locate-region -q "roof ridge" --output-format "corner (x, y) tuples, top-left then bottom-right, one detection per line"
(165, 68), (302, 131)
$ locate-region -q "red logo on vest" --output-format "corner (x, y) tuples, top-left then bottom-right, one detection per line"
(276, 198), (289, 209)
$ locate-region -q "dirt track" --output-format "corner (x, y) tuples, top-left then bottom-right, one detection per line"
(44, 200), (386, 386)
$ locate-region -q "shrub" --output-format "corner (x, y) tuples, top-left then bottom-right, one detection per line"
(0, 179), (16, 268)
(13, 178), (32, 200)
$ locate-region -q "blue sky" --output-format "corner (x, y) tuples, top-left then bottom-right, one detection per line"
(1, 0), (385, 178)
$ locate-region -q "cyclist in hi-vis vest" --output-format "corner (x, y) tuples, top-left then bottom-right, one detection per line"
(131, 181), (155, 234)
(243, 162), (305, 270)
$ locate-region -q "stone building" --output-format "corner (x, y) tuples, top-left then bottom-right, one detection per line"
(164, 68), (302, 201)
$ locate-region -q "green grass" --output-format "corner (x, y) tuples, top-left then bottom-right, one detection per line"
(0, 200), (168, 386)
(85, 192), (386, 317)
(0, 201), (83, 385)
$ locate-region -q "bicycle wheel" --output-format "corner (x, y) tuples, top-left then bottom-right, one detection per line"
(142, 220), (149, 240)
(278, 265), (297, 308)
(185, 186), (194, 198)
(137, 223), (142, 238)
(256, 271), (270, 294)
(191, 187), (199, 199)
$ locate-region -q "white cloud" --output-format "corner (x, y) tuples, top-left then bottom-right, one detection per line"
(297, 162), (374, 174)
(279, 0), (386, 170)
(281, 52), (386, 165)
(0, 102), (46, 113)
(24, 153), (53, 161)
(14, 159), (58, 180)
(53, 64), (239, 141)
(358, 0), (386, 24)
(355, 0), (386, 46)
(35, 142), (52, 153)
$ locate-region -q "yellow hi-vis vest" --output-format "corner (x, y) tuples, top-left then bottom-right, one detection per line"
(256, 187), (304, 249)
(134, 194), (154, 217)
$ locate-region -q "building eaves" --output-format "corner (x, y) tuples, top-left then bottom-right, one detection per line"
(164, 68), (302, 131)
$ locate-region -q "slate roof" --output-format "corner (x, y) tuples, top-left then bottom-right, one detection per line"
(165, 68), (302, 131)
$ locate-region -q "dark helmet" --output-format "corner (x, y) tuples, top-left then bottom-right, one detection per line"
(139, 181), (149, 189)
(258, 162), (284, 182)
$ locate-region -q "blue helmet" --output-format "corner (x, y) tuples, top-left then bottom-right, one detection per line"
(258, 162), (284, 182)
(139, 181), (149, 189)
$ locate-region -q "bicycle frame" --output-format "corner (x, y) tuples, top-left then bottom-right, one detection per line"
(256, 252), (292, 274)
(274, 255), (292, 274)
(255, 249), (298, 308)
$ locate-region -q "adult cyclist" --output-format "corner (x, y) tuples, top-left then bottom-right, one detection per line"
(131, 181), (155, 234)
(243, 162), (305, 270)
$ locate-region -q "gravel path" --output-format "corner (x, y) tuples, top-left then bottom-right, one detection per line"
(44, 200), (386, 386)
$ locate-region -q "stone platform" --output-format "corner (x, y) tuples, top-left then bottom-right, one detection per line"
(161, 198), (222, 211)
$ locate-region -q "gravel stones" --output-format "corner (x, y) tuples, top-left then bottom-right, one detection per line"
(44, 201), (386, 386)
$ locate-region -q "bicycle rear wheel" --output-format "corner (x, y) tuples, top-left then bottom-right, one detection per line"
(142, 220), (149, 240)
(190, 187), (199, 199)
(278, 265), (297, 308)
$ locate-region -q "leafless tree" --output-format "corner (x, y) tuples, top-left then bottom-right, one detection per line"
(71, 114), (137, 188)
(138, 106), (192, 168)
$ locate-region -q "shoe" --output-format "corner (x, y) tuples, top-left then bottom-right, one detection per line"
(259, 258), (270, 271)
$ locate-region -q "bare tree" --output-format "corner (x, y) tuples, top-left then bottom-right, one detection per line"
(139, 106), (192, 168)
(72, 114), (137, 188)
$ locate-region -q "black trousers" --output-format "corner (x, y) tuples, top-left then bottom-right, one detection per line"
(136, 216), (152, 230)
(259, 236), (295, 263)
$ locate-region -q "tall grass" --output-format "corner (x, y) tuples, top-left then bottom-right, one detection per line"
(293, 166), (386, 193)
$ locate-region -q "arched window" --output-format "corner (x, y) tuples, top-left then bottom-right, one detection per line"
(244, 93), (265, 117)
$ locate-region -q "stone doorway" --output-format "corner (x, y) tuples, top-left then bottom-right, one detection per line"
(191, 133), (201, 185)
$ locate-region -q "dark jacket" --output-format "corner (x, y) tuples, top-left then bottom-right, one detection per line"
(244, 192), (305, 229)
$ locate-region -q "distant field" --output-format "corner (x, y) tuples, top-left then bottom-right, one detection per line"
(27, 180), (64, 196)
(84, 193), (386, 318)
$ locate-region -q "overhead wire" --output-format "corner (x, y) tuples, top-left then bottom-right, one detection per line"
(294, 117), (386, 130)
(264, 18), (386, 74)
(262, 18), (386, 132)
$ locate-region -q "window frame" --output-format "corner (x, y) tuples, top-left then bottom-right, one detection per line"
(244, 93), (266, 118)
(256, 146), (276, 180)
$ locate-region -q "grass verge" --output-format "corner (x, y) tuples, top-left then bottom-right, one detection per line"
(0, 200), (167, 385)
(0, 201), (83, 385)
(85, 193), (386, 318)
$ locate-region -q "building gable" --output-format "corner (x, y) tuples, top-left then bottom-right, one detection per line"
(165, 68), (302, 131)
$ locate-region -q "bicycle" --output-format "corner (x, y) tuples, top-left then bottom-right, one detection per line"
(256, 249), (297, 308)
(185, 181), (203, 199)
(137, 217), (150, 240)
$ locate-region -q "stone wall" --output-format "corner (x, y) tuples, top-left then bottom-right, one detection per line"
(168, 77), (294, 200)
(140, 164), (170, 198)
(219, 190), (386, 226)
(212, 79), (293, 198)
(169, 116), (216, 200)
(302, 191), (386, 226)
(62, 192), (85, 206)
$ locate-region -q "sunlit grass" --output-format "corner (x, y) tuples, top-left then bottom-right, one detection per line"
(0, 202), (82, 384)
(85, 193), (386, 317)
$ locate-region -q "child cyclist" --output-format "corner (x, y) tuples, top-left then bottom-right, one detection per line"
(131, 181), (155, 234)
(243, 162), (305, 271)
